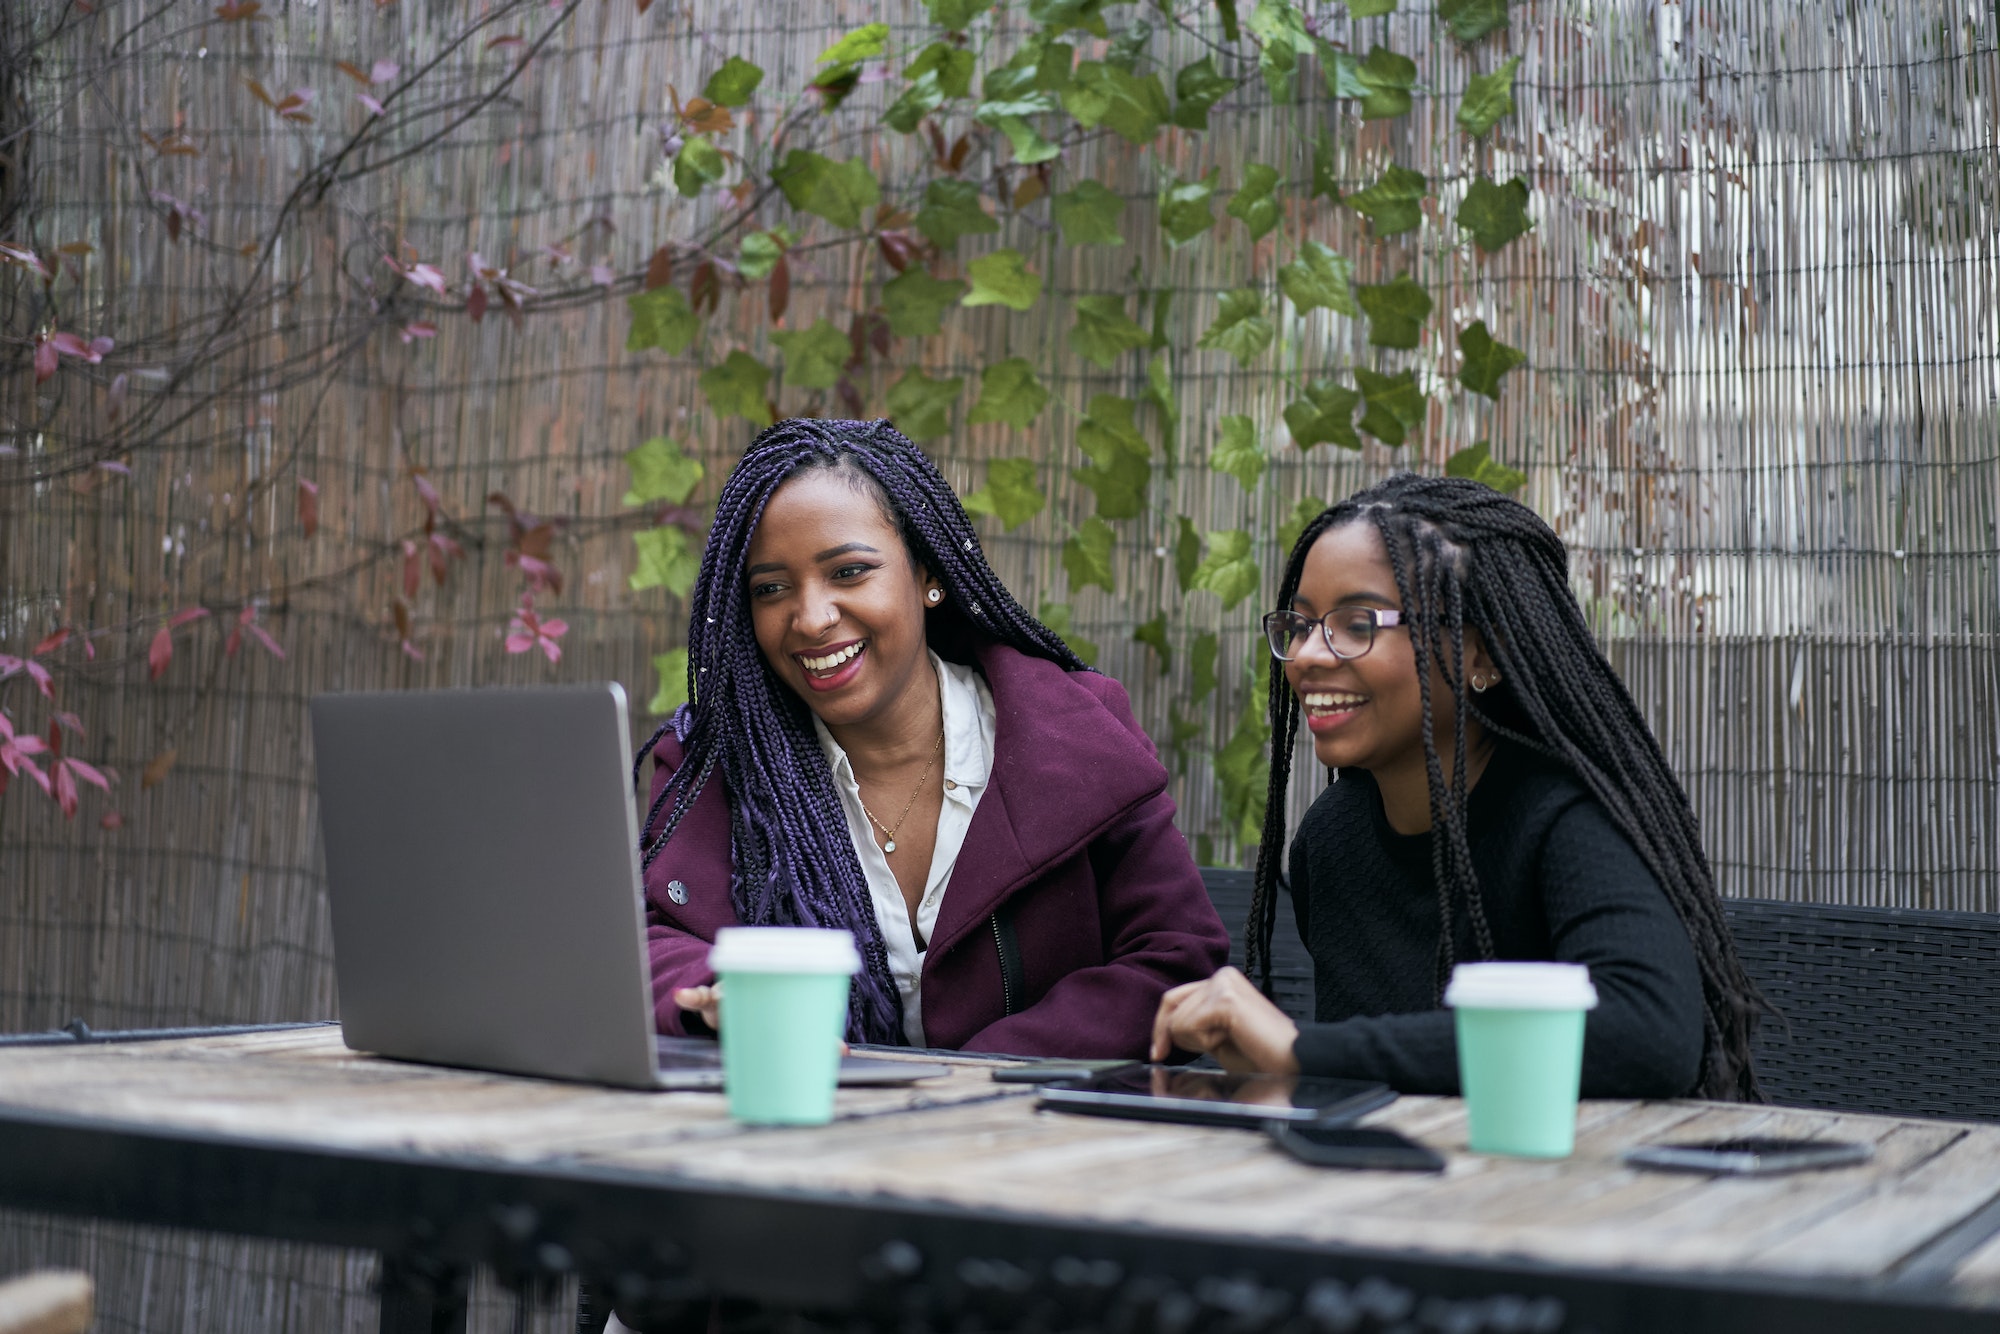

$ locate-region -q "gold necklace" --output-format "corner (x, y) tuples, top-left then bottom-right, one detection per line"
(857, 726), (945, 855)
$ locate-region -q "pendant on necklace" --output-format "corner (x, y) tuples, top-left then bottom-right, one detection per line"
(883, 840), (896, 853)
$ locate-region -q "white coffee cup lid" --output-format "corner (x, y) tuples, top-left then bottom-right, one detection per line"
(1444, 962), (1599, 1010)
(708, 927), (861, 975)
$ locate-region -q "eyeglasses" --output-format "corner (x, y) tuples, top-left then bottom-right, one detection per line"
(1262, 606), (1405, 662)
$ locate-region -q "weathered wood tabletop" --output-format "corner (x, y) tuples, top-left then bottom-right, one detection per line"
(1, 1027), (1997, 1332)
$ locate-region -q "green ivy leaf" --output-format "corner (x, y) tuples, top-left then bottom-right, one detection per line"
(1190, 630), (1219, 705)
(1063, 61), (1168, 144)
(771, 319), (851, 391)
(1354, 367), (1426, 446)
(1038, 600), (1099, 666)
(1215, 703), (1271, 848)
(1144, 352), (1180, 454)
(882, 269), (968, 337)
(647, 648), (691, 715)
(1104, 18), (1152, 72)
(1458, 175), (1534, 252)
(1191, 529), (1261, 609)
(698, 351), (773, 425)
(625, 286), (699, 354)
(884, 70), (948, 133)
(906, 41), (976, 98)
(1283, 379), (1362, 451)
(673, 138), (727, 198)
(1446, 441), (1527, 493)
(1172, 56), (1238, 130)
(1457, 56), (1521, 138)
(1052, 180), (1127, 245)
(1147, 287), (1175, 349)
(1133, 611), (1172, 675)
(961, 457), (1046, 529)
(1069, 294), (1152, 368)
(1309, 131), (1341, 202)
(884, 368), (964, 440)
(963, 248), (1042, 310)
(629, 526), (701, 598)
(914, 179), (1000, 249)
(1357, 275), (1432, 349)
(1353, 46), (1417, 119)
(772, 150), (881, 229)
(994, 115), (1062, 165)
(1211, 414), (1266, 491)
(1029, 0), (1125, 38)
(1158, 169), (1219, 247)
(735, 226), (795, 281)
(1062, 516), (1117, 593)
(1457, 320), (1526, 399)
(1350, 0), (1397, 14)
(703, 56), (764, 107)
(924, 0), (994, 29)
(1277, 241), (1359, 316)
(1278, 495), (1330, 555)
(622, 436), (705, 506)
(1226, 163), (1283, 242)
(1439, 0), (1509, 42)
(816, 23), (890, 70)
(967, 358), (1050, 428)
(1198, 288), (1275, 365)
(1174, 515), (1202, 593)
(1247, 0), (1311, 101)
(1344, 164), (1428, 235)
(1072, 394), (1151, 519)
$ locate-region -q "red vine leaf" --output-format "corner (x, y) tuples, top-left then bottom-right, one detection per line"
(244, 79), (278, 109)
(401, 540), (422, 598)
(142, 749), (178, 790)
(644, 245), (674, 291)
(769, 255), (791, 323)
(298, 478), (319, 537)
(690, 261), (721, 315)
(215, 1), (264, 20)
(486, 34), (525, 51)
(32, 338), (58, 382)
(100, 810), (125, 830)
(32, 629), (72, 656)
(466, 283), (488, 322)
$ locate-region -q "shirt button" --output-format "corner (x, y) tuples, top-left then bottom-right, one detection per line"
(667, 880), (689, 905)
(945, 779), (957, 790)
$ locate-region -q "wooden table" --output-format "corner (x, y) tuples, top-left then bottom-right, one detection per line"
(0, 1027), (1997, 1333)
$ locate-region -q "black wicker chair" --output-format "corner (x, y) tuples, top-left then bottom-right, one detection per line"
(1198, 869), (2000, 1122)
(1721, 898), (2000, 1122)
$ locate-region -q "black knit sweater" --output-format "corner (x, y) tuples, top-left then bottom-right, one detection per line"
(1287, 740), (1705, 1097)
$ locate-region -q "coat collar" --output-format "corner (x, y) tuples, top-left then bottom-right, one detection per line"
(925, 643), (1169, 959)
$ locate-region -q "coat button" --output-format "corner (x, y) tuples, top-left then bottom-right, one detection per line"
(667, 879), (689, 905)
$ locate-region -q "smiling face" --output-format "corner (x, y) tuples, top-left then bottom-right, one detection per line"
(1284, 519), (1493, 780)
(743, 466), (941, 736)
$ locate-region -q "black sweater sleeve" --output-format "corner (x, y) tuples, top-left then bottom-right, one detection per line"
(1291, 799), (1705, 1098)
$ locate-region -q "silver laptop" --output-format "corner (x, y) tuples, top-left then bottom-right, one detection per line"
(309, 683), (947, 1091)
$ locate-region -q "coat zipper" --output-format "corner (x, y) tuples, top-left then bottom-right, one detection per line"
(991, 914), (1016, 1016)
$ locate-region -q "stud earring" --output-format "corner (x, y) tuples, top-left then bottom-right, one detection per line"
(927, 589), (942, 604)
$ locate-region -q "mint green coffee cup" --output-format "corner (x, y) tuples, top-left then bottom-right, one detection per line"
(1445, 963), (1599, 1158)
(708, 927), (860, 1126)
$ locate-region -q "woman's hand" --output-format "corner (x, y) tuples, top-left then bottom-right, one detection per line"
(673, 984), (721, 1033)
(1149, 967), (1302, 1074)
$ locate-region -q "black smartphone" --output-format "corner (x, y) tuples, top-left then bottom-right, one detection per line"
(1622, 1137), (1873, 1176)
(991, 1059), (1142, 1084)
(1268, 1123), (1446, 1172)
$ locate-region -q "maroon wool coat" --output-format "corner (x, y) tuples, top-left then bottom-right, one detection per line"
(640, 643), (1229, 1057)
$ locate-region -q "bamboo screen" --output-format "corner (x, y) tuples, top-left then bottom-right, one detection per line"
(0, 0), (1995, 1328)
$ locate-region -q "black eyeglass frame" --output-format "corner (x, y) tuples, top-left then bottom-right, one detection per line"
(1261, 606), (1406, 663)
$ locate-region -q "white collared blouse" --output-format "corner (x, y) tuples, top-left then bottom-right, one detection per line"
(811, 651), (996, 1046)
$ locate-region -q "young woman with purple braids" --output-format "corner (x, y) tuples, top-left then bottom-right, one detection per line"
(636, 417), (1228, 1055)
(1151, 473), (1763, 1099)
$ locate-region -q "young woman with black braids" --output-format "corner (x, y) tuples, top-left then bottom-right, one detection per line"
(636, 417), (1228, 1056)
(1151, 473), (1762, 1100)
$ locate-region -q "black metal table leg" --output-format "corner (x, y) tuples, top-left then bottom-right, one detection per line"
(377, 1253), (469, 1334)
